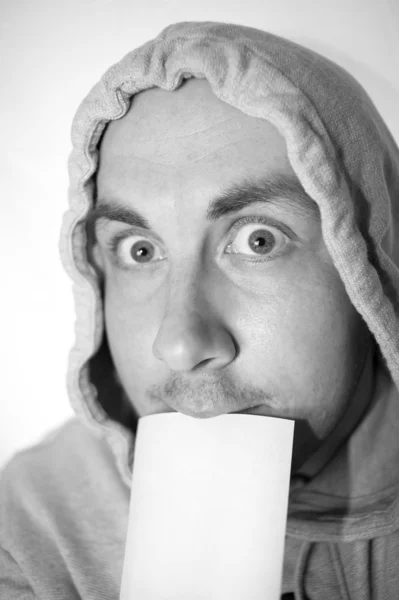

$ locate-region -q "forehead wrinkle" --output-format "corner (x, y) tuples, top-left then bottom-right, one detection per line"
(126, 79), (242, 134)
(103, 108), (276, 167)
(124, 138), (264, 168)
(127, 115), (239, 143)
(110, 126), (285, 170)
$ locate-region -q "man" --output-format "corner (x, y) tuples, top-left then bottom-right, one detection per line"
(1, 20), (398, 599)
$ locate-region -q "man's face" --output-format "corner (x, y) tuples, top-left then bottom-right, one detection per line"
(93, 79), (370, 470)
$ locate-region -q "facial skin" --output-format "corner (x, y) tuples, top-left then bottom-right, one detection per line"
(92, 78), (371, 472)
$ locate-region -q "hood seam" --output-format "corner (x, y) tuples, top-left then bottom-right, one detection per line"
(293, 540), (313, 600)
(329, 542), (351, 599)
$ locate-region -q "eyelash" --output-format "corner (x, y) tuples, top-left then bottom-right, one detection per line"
(105, 215), (294, 270)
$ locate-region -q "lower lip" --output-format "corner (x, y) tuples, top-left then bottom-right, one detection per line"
(233, 405), (262, 415)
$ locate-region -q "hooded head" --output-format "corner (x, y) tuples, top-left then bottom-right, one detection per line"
(60, 22), (399, 501)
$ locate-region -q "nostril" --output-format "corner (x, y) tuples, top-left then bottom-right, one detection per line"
(191, 358), (213, 371)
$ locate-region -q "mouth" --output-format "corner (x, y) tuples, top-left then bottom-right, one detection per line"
(230, 405), (263, 415)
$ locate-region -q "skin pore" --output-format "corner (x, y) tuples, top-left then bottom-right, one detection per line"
(91, 78), (372, 472)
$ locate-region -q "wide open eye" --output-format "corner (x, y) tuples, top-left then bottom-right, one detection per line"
(225, 223), (289, 259)
(113, 234), (166, 267)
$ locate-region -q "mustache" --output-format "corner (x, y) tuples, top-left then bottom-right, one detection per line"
(147, 372), (276, 413)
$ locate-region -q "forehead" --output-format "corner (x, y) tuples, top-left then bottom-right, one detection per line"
(98, 79), (292, 167)
(101, 78), (269, 156)
(96, 79), (303, 219)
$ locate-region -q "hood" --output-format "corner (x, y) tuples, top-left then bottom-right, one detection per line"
(59, 21), (399, 542)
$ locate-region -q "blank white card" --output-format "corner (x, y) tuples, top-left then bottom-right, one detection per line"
(120, 412), (294, 600)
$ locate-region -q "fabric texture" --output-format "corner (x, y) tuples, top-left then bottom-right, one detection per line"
(1, 20), (399, 599)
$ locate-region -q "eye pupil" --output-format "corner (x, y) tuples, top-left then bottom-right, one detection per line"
(131, 240), (154, 262)
(248, 229), (275, 254)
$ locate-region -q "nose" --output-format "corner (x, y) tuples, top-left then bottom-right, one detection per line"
(152, 276), (236, 373)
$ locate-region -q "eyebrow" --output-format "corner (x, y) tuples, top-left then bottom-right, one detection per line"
(87, 173), (320, 231)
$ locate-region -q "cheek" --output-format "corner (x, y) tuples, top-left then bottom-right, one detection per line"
(237, 261), (361, 390)
(272, 265), (361, 388)
(287, 269), (356, 345)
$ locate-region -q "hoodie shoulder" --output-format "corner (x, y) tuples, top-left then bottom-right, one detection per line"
(0, 419), (129, 600)
(0, 419), (103, 492)
(0, 418), (128, 545)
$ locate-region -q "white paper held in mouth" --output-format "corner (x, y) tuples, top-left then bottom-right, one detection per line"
(120, 412), (294, 600)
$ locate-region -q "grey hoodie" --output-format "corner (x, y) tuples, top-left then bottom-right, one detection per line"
(1, 21), (399, 600)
